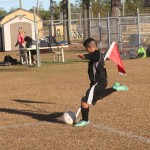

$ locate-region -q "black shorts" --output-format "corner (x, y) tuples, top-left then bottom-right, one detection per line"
(82, 82), (107, 105)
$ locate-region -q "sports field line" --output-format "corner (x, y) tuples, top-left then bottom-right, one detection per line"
(92, 123), (150, 144)
(0, 122), (149, 144)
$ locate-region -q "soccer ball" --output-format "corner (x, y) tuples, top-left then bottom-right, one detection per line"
(63, 111), (76, 125)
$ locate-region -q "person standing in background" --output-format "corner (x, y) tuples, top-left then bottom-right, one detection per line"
(16, 27), (25, 64)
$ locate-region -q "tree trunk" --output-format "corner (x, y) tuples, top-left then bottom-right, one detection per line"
(82, 0), (90, 41)
(62, 0), (70, 43)
(111, 0), (121, 17)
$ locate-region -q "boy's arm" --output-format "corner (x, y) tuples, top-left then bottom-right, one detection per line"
(84, 52), (100, 62)
(77, 54), (85, 59)
(77, 51), (102, 62)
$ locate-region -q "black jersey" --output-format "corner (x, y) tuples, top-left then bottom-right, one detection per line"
(84, 50), (107, 84)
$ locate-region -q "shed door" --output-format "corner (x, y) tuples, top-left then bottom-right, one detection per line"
(10, 22), (32, 50)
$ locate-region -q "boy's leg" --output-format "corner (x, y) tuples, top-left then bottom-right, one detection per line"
(81, 105), (89, 121)
(74, 82), (107, 127)
(74, 101), (90, 127)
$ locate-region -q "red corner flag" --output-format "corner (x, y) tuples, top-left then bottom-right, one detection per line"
(104, 41), (126, 75)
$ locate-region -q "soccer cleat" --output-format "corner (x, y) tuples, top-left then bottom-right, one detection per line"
(74, 120), (90, 127)
(113, 84), (129, 91)
(113, 82), (120, 88)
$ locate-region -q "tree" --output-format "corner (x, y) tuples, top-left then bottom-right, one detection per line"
(111, 0), (121, 16)
(0, 7), (7, 16)
(62, 0), (70, 43)
(91, 0), (110, 17)
(125, 0), (146, 15)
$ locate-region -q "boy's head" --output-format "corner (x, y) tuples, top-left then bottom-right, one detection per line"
(83, 38), (98, 53)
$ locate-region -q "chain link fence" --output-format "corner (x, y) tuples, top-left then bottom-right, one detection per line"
(39, 15), (150, 46)
(2, 15), (150, 64)
(35, 13), (150, 64)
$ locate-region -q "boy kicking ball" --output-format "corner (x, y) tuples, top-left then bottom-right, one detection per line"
(74, 38), (128, 127)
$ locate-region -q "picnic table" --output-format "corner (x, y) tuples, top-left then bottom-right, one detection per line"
(20, 45), (68, 65)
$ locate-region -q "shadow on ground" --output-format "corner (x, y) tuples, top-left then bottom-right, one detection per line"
(0, 108), (65, 124)
(12, 99), (55, 104)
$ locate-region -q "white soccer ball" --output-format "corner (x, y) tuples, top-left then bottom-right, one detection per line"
(63, 111), (76, 125)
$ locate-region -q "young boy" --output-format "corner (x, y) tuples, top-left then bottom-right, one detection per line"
(75, 38), (128, 127)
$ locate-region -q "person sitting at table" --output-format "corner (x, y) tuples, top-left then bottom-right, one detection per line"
(24, 36), (36, 65)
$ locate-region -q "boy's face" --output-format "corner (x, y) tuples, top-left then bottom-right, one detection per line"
(85, 46), (93, 53)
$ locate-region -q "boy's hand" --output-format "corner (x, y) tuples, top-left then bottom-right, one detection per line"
(77, 54), (85, 59)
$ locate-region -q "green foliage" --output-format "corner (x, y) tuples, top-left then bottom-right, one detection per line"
(0, 7), (7, 17)
(125, 0), (146, 15)
(91, 0), (110, 17)
(40, 10), (50, 20)
(84, 0), (147, 17)
(29, 8), (49, 20)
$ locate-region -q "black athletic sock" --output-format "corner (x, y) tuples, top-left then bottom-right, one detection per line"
(81, 107), (89, 121)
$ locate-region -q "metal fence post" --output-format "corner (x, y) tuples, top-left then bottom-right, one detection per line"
(137, 8), (141, 46)
(107, 12), (111, 48)
(118, 16), (122, 50)
(34, 7), (41, 67)
(98, 13), (102, 49)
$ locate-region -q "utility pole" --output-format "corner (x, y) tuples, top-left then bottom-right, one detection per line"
(50, 0), (54, 36)
(37, 0), (39, 16)
(33, 7), (40, 67)
(19, 0), (22, 8)
(122, 0), (124, 16)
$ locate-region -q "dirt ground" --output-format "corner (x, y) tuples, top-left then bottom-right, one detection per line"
(0, 52), (149, 150)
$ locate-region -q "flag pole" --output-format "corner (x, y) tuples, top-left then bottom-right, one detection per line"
(104, 41), (115, 61)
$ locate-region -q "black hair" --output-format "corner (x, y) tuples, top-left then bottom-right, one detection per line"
(83, 38), (97, 47)
(24, 36), (33, 43)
